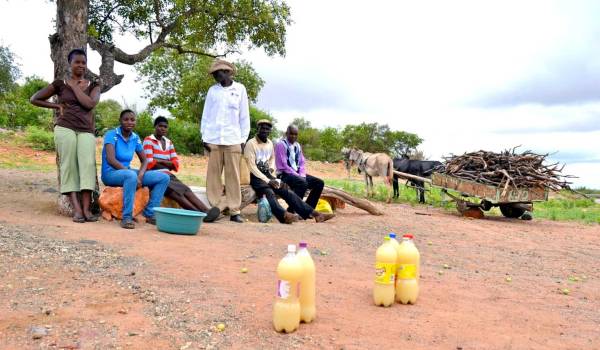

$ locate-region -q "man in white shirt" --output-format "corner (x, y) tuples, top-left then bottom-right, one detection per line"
(201, 59), (250, 223)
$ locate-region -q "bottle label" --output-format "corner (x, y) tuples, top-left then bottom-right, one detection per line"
(277, 280), (300, 299)
(277, 280), (291, 299)
(397, 264), (417, 280)
(374, 262), (396, 284)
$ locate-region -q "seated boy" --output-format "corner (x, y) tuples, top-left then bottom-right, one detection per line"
(143, 116), (220, 222)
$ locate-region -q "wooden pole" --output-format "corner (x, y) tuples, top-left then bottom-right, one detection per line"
(393, 170), (432, 184)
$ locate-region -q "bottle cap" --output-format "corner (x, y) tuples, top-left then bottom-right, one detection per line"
(388, 233), (397, 239)
(384, 236), (390, 242)
(299, 242), (308, 248)
(287, 244), (296, 253)
(403, 234), (414, 239)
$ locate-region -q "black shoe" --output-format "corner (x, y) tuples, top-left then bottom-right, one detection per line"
(145, 216), (156, 225)
(204, 207), (220, 223)
(230, 214), (244, 223)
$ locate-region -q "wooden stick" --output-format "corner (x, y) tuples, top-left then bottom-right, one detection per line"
(393, 170), (432, 183)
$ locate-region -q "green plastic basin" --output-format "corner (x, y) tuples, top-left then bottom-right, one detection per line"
(153, 207), (207, 235)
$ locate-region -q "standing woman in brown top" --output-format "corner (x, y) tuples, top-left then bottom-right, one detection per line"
(30, 49), (102, 223)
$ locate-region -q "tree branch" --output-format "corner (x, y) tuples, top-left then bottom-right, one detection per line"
(98, 3), (121, 28)
(162, 43), (235, 58)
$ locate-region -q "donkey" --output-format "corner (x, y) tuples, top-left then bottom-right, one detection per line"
(343, 148), (394, 203)
(392, 157), (442, 203)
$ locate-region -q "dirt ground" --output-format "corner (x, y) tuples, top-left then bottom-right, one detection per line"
(1, 148), (600, 349)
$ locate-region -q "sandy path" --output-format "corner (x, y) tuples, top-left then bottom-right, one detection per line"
(0, 168), (599, 349)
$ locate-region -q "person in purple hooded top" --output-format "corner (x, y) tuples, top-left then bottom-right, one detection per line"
(275, 124), (324, 214)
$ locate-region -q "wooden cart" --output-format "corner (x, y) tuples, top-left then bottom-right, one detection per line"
(430, 173), (548, 218)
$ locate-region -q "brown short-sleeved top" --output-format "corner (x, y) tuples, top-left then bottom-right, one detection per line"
(51, 79), (99, 133)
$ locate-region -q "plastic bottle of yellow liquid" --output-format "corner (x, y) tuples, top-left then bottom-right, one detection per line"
(297, 242), (316, 323)
(373, 236), (397, 307)
(388, 232), (401, 274)
(273, 244), (302, 333)
(395, 234), (420, 304)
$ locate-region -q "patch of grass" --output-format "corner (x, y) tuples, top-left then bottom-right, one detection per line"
(534, 198), (600, 224)
(25, 126), (55, 151)
(325, 179), (455, 210)
(325, 178), (600, 224)
(177, 174), (206, 187)
(0, 154), (56, 172)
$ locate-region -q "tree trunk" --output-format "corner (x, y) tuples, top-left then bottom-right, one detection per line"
(50, 0), (89, 81)
(49, 0), (100, 217)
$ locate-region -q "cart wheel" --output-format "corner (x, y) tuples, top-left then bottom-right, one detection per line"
(520, 211), (533, 220)
(499, 204), (526, 218)
(481, 200), (493, 211)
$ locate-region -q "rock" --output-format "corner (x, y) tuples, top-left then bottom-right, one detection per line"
(43, 187), (58, 193)
(128, 331), (139, 336)
(30, 326), (48, 339)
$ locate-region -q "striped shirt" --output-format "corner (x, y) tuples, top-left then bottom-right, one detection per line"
(143, 134), (180, 173)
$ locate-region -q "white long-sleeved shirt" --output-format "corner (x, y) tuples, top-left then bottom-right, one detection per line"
(200, 81), (250, 145)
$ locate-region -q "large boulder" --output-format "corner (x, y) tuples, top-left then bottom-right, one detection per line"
(99, 187), (149, 221)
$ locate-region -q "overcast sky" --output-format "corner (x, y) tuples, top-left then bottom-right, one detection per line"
(0, 0), (598, 188)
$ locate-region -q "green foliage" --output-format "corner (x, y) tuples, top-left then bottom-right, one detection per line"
(278, 120), (422, 162)
(137, 49), (265, 124)
(340, 122), (422, 157)
(133, 111), (154, 139)
(88, 0), (291, 56)
(25, 125), (55, 151)
(166, 119), (204, 155)
(95, 99), (123, 135)
(319, 127), (345, 162)
(0, 76), (53, 130)
(0, 46), (20, 96)
(248, 105), (278, 141)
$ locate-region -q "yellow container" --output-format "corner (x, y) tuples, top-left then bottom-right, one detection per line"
(297, 242), (316, 323)
(373, 237), (397, 307)
(273, 245), (303, 333)
(395, 234), (420, 304)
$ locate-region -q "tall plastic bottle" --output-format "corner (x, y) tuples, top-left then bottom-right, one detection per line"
(297, 242), (316, 323)
(395, 234), (420, 304)
(373, 236), (397, 307)
(273, 244), (303, 333)
(388, 233), (401, 272)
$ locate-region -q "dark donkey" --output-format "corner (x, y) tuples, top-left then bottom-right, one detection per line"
(392, 157), (442, 203)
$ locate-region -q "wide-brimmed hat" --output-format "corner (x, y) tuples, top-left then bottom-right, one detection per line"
(208, 59), (236, 75)
(256, 119), (273, 127)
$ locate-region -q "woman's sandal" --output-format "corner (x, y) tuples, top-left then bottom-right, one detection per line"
(120, 220), (135, 229)
(72, 214), (86, 223)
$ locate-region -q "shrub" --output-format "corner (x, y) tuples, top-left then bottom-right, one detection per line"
(25, 125), (54, 151)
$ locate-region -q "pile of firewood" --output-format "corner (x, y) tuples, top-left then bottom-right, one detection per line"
(437, 147), (574, 191)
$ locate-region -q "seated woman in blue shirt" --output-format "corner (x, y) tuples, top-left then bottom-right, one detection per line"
(101, 109), (170, 229)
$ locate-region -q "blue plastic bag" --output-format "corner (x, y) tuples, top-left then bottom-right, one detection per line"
(257, 195), (272, 223)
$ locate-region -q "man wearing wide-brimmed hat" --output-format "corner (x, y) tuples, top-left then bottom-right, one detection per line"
(201, 59), (250, 223)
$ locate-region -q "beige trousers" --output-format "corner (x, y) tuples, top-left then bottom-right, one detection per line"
(206, 144), (242, 215)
